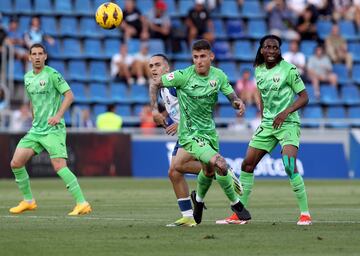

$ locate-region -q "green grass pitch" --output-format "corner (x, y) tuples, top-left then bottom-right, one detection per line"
(0, 178), (359, 256)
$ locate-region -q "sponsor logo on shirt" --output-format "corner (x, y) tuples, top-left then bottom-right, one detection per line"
(166, 72), (175, 81)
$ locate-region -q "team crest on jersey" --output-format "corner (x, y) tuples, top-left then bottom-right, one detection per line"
(209, 80), (217, 87)
(39, 80), (46, 87)
(166, 72), (175, 81)
(273, 74), (280, 83)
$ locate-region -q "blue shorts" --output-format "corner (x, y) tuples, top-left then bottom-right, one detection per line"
(172, 140), (181, 156)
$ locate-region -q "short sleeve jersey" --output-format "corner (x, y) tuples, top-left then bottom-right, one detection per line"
(255, 60), (305, 125)
(24, 66), (70, 134)
(161, 65), (233, 145)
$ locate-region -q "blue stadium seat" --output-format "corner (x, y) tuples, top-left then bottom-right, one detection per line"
(68, 60), (88, 81)
(173, 61), (192, 70)
(127, 39), (141, 54)
(317, 20), (332, 40)
(116, 105), (132, 117)
(46, 41), (63, 59)
(280, 41), (290, 53)
(305, 85), (320, 105)
(219, 106), (237, 118)
(137, 0), (154, 15)
(74, 0), (93, 16)
(62, 38), (82, 58)
(352, 64), (360, 84)
(110, 83), (131, 104)
(333, 63), (351, 85)
(34, 0), (53, 15)
(14, 0), (32, 15)
(241, 0), (265, 19)
(47, 60), (66, 77)
(244, 104), (258, 120)
(348, 42), (360, 63)
(348, 106), (360, 127)
(220, 0), (239, 18)
(218, 93), (230, 105)
(300, 40), (317, 58)
(93, 104), (107, 121)
(148, 39), (165, 55)
(166, 0), (177, 16)
(234, 40), (254, 61)
(178, 0), (193, 16)
(217, 62), (238, 82)
(59, 17), (78, 37)
(41, 17), (58, 37)
(247, 20), (267, 39)
(238, 63), (255, 78)
(227, 19), (245, 39)
(12, 60), (24, 81)
(213, 19), (227, 39)
(326, 106), (349, 128)
(213, 41), (232, 60)
(54, 0), (73, 15)
(133, 104), (145, 116)
(339, 20), (359, 40)
(341, 85), (360, 105)
(84, 39), (104, 59)
(89, 83), (110, 103)
(302, 106), (323, 128)
(320, 86), (342, 105)
(104, 39), (121, 58)
(0, 1), (13, 14)
(71, 82), (90, 103)
(130, 85), (149, 104)
(79, 17), (102, 38)
(19, 16), (31, 32)
(64, 109), (72, 126)
(89, 61), (108, 82)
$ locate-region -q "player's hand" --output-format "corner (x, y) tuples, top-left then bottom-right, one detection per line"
(165, 123), (178, 136)
(152, 111), (167, 128)
(48, 115), (61, 126)
(232, 99), (246, 116)
(273, 110), (289, 129)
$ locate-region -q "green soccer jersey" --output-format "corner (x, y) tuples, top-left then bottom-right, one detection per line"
(161, 65), (234, 145)
(255, 60), (305, 125)
(24, 66), (70, 135)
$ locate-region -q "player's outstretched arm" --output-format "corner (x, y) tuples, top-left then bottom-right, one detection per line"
(226, 92), (245, 116)
(48, 90), (74, 126)
(149, 77), (167, 128)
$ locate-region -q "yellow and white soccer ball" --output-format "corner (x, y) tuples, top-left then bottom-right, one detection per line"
(95, 2), (123, 30)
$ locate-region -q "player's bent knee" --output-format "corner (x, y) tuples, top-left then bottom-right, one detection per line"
(10, 159), (23, 169)
(212, 156), (228, 176)
(168, 167), (181, 181)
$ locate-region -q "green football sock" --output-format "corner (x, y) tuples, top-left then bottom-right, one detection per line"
(215, 171), (238, 204)
(289, 174), (309, 213)
(196, 170), (213, 200)
(239, 171), (254, 207)
(57, 167), (86, 204)
(12, 167), (33, 201)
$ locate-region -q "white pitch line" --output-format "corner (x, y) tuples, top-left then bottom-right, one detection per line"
(1, 215), (360, 224)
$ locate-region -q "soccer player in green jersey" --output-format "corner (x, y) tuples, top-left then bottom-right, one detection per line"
(217, 34), (312, 225)
(9, 43), (92, 216)
(150, 40), (251, 224)
(149, 54), (201, 227)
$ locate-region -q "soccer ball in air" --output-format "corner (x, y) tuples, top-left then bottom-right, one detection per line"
(95, 2), (123, 29)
